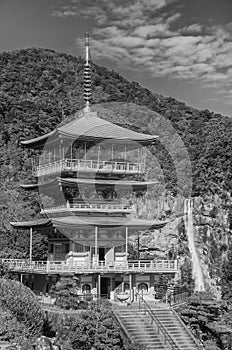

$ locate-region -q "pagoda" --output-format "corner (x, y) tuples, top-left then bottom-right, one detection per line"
(6, 34), (178, 300)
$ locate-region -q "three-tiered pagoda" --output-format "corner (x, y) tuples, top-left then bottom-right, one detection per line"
(7, 34), (178, 300)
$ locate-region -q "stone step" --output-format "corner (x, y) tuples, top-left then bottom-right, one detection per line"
(114, 306), (199, 350)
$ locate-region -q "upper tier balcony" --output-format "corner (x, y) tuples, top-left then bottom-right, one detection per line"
(33, 159), (145, 177)
(41, 201), (134, 214)
(2, 259), (178, 274)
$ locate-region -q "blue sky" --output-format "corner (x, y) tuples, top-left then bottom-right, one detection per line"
(1, 0), (232, 117)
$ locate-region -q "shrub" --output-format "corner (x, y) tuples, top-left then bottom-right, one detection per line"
(54, 295), (89, 310)
(0, 307), (30, 343)
(50, 276), (91, 310)
(54, 308), (124, 350)
(0, 278), (44, 337)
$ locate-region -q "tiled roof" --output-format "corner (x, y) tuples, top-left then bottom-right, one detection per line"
(10, 216), (168, 229)
(51, 216), (167, 229)
(21, 109), (157, 147)
(10, 219), (51, 228)
(57, 111), (156, 143)
(21, 177), (157, 189)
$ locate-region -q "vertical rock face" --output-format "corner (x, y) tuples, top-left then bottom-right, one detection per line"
(130, 194), (231, 296)
(129, 193), (231, 296)
(192, 193), (232, 297)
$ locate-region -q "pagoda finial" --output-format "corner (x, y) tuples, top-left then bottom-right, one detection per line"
(83, 32), (92, 113)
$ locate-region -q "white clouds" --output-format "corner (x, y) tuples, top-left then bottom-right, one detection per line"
(133, 23), (173, 38)
(180, 24), (203, 34)
(145, 38), (161, 47)
(166, 12), (181, 24)
(51, 9), (77, 17)
(162, 35), (202, 48)
(93, 26), (126, 38)
(110, 36), (146, 48)
(52, 0), (232, 104)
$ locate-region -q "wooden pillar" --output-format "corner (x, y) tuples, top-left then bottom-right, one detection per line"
(29, 227), (33, 263)
(129, 273), (133, 302)
(95, 226), (98, 265)
(70, 142), (73, 160)
(137, 231), (140, 260)
(98, 274), (101, 299)
(59, 144), (62, 159)
(125, 226), (128, 261)
(124, 146), (127, 161)
(143, 149), (147, 170)
(84, 143), (87, 164)
(111, 144), (114, 161)
(97, 145), (100, 166)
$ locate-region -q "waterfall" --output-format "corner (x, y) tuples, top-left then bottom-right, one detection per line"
(184, 198), (205, 292)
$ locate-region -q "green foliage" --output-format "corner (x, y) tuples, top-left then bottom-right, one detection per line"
(0, 278), (44, 338)
(0, 261), (17, 280)
(0, 307), (30, 343)
(49, 276), (93, 310)
(55, 308), (124, 350)
(49, 276), (86, 309)
(44, 305), (143, 350)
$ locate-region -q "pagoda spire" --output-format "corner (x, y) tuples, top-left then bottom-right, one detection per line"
(83, 32), (92, 112)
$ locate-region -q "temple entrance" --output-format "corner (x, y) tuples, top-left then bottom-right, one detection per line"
(54, 244), (63, 260)
(100, 277), (110, 297)
(99, 247), (105, 262)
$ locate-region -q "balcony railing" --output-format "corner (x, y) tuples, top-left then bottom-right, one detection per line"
(34, 159), (144, 177)
(41, 202), (134, 214)
(2, 259), (178, 274)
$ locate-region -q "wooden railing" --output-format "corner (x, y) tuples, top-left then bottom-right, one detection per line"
(136, 292), (179, 350)
(34, 158), (144, 176)
(33, 291), (100, 307)
(41, 202), (134, 214)
(2, 259), (178, 274)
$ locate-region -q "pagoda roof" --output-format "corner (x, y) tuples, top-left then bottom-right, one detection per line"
(21, 131), (56, 148)
(59, 177), (157, 187)
(21, 109), (157, 148)
(21, 177), (157, 189)
(51, 216), (167, 229)
(10, 216), (168, 229)
(10, 218), (51, 228)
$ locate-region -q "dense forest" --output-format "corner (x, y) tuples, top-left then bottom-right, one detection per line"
(0, 47), (231, 258)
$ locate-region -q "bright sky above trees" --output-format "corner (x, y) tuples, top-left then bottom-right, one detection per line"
(1, 0), (232, 116)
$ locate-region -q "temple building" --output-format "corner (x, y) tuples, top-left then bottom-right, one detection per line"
(5, 34), (178, 301)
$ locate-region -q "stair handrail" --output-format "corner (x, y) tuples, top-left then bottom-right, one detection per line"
(167, 288), (191, 307)
(113, 311), (132, 344)
(171, 308), (204, 350)
(135, 292), (179, 350)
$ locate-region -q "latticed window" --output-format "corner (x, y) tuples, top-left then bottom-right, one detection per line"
(82, 284), (91, 293)
(138, 283), (148, 292)
(124, 283), (130, 292)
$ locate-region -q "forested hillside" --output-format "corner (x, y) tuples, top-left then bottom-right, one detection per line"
(0, 47), (231, 258)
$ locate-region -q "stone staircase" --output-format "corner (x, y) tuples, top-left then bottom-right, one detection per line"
(150, 306), (199, 350)
(114, 307), (166, 350)
(113, 303), (201, 350)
